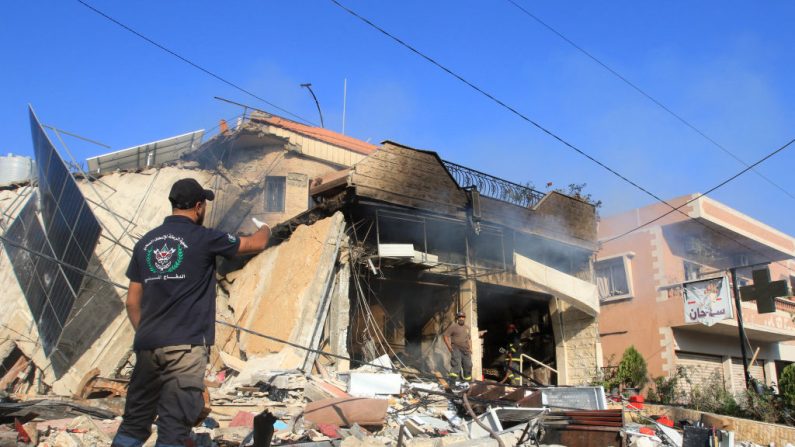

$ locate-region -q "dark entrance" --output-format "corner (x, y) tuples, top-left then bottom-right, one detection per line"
(476, 282), (556, 385)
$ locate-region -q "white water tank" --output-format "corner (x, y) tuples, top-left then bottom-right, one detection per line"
(0, 154), (37, 185)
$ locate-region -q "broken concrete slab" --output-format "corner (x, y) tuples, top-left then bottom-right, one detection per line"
(216, 212), (347, 372)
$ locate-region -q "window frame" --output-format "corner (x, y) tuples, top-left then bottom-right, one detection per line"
(264, 176), (286, 213)
(595, 253), (634, 302)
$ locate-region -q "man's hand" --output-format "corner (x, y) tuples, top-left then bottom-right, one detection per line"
(126, 281), (143, 330)
(443, 335), (453, 353)
(237, 222), (271, 255)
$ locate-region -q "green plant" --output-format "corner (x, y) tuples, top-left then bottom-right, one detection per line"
(687, 372), (741, 416)
(647, 366), (687, 404)
(778, 364), (795, 408)
(590, 354), (620, 394)
(616, 346), (648, 389)
(555, 183), (603, 209)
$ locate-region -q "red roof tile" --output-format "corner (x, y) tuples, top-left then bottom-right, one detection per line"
(250, 112), (378, 155)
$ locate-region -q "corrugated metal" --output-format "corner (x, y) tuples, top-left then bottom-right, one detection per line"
(0, 155), (36, 185)
(676, 351), (725, 393)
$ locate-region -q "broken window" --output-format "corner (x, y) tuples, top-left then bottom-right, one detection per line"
(684, 260), (703, 282)
(468, 227), (505, 270)
(595, 257), (630, 300)
(264, 176), (286, 212)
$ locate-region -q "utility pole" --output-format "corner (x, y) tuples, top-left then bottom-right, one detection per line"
(730, 267), (752, 390)
(300, 83), (324, 128)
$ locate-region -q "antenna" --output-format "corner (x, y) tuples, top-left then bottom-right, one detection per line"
(342, 78), (348, 135)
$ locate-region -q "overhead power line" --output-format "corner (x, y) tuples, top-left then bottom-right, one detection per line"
(504, 0), (795, 202)
(327, 0), (673, 209)
(327, 0), (793, 272)
(604, 137), (795, 243)
(75, 0), (317, 126)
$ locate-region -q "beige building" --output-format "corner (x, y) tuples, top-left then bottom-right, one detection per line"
(597, 195), (795, 394)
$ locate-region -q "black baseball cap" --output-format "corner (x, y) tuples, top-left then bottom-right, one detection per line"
(168, 178), (215, 209)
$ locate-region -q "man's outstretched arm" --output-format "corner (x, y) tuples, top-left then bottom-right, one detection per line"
(237, 224), (271, 255)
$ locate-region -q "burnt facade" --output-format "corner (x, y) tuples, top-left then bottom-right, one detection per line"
(308, 141), (601, 384)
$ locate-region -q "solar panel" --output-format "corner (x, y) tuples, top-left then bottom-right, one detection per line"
(86, 129), (205, 173)
(0, 107), (104, 356)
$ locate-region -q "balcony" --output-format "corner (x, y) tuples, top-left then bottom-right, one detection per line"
(776, 297), (795, 314)
(442, 160), (545, 208)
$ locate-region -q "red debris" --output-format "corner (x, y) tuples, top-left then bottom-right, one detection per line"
(316, 424), (341, 438)
(229, 411), (255, 428)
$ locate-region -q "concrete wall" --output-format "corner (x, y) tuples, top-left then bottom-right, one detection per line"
(642, 403), (795, 446)
(551, 299), (601, 385)
(215, 213), (346, 371)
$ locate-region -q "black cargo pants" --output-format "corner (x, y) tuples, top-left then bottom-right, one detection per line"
(112, 345), (207, 447)
(448, 346), (473, 381)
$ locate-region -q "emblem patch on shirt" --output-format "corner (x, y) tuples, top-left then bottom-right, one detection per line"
(144, 234), (187, 273)
(227, 233), (237, 243)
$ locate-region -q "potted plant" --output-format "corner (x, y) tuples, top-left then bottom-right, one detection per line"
(617, 345), (648, 396)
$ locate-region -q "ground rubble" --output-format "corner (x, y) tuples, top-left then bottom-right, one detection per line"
(0, 356), (782, 447)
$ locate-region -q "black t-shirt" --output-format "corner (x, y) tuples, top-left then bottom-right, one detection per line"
(126, 215), (240, 350)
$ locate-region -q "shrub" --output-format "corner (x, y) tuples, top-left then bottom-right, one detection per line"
(687, 372), (741, 416)
(647, 366), (687, 405)
(779, 364), (795, 407)
(590, 355), (620, 394)
(617, 346), (648, 389)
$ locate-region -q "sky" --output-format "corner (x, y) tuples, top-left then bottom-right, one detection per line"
(2, 1), (795, 237)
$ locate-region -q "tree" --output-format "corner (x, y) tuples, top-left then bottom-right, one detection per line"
(779, 364), (795, 407)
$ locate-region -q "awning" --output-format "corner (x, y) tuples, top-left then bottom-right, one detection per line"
(514, 253), (599, 316)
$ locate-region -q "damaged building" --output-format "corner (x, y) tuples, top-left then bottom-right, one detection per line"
(0, 106), (601, 399)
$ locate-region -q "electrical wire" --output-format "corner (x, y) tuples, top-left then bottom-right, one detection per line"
(74, 0), (317, 126)
(327, 0), (794, 273)
(1, 222), (546, 390)
(504, 0), (795, 202)
(604, 137), (795, 243)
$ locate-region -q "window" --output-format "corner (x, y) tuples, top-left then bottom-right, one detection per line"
(595, 257), (630, 300)
(684, 260), (703, 282)
(265, 176), (286, 212)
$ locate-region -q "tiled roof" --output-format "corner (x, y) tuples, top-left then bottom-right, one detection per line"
(250, 112), (378, 155)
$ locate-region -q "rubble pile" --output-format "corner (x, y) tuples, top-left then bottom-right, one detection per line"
(0, 353), (791, 446)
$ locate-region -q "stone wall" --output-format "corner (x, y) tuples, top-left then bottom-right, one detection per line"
(552, 299), (600, 385)
(642, 403), (795, 445)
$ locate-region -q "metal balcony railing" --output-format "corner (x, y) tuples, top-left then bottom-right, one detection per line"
(442, 160), (545, 208)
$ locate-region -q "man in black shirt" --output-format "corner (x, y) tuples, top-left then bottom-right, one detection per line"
(112, 178), (271, 447)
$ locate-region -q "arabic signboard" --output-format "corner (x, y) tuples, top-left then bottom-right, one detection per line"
(684, 276), (733, 327)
